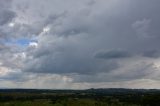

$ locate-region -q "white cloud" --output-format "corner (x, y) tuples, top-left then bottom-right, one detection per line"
(0, 67), (10, 76)
(8, 22), (15, 27)
(29, 42), (38, 48)
(42, 27), (50, 33)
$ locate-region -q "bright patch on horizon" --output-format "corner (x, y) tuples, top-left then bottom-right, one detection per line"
(62, 76), (73, 82)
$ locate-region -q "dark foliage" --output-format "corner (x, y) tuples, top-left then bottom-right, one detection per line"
(0, 88), (160, 106)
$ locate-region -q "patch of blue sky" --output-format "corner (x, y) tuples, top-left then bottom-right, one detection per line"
(16, 38), (30, 46)
(4, 38), (29, 46)
(3, 37), (38, 47)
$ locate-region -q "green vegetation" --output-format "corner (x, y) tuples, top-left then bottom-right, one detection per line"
(0, 89), (159, 106)
(0, 99), (139, 106)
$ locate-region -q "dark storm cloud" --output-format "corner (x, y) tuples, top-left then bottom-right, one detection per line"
(22, 0), (160, 77)
(95, 50), (131, 59)
(142, 50), (160, 58)
(24, 45), (120, 74)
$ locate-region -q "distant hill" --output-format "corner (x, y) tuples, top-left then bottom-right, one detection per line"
(0, 88), (160, 95)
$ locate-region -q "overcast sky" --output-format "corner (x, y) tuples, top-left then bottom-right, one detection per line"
(0, 0), (160, 89)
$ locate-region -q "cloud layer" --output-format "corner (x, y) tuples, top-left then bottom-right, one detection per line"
(0, 0), (160, 89)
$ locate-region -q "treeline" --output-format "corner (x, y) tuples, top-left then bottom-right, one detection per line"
(0, 88), (160, 106)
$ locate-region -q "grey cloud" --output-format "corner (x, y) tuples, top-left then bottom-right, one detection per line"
(1, 0), (160, 88)
(0, 43), (24, 70)
(132, 19), (151, 38)
(24, 46), (119, 74)
(114, 63), (155, 81)
(95, 50), (131, 59)
(0, 44), (10, 52)
(0, 10), (16, 25)
(0, 0), (16, 26)
(0, 0), (16, 41)
(142, 50), (160, 58)
(22, 0), (160, 77)
(72, 62), (156, 83)
(0, 0), (12, 9)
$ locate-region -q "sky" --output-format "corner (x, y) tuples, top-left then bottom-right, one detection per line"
(0, 0), (160, 89)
